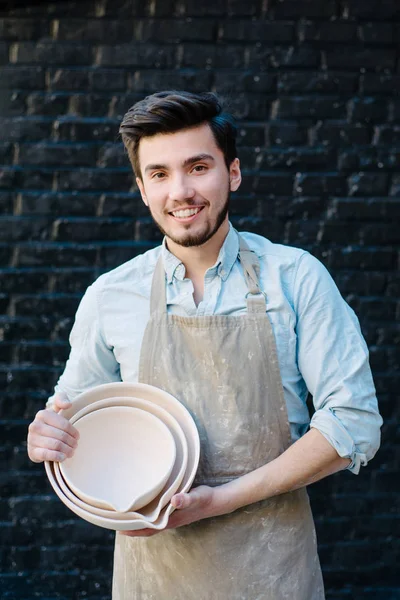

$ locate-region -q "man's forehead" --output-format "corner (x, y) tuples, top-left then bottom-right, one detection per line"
(138, 123), (221, 166)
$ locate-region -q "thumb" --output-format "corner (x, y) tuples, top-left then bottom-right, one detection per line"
(53, 391), (71, 413)
(170, 492), (193, 510)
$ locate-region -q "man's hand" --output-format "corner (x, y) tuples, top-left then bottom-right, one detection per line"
(120, 485), (222, 538)
(27, 392), (80, 463)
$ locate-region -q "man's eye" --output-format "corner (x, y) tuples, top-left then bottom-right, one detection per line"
(193, 165), (206, 172)
(152, 172), (165, 179)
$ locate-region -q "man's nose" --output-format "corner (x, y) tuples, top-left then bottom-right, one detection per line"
(168, 175), (195, 202)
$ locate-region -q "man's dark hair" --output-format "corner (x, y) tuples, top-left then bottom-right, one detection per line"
(119, 91), (237, 178)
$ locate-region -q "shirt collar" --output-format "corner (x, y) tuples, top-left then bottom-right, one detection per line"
(161, 222), (239, 284)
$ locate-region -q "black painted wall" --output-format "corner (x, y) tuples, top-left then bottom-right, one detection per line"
(0, 1), (399, 598)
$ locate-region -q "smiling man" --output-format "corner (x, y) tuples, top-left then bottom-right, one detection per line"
(27, 91), (382, 599)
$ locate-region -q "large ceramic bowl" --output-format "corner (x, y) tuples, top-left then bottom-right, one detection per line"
(53, 395), (188, 522)
(59, 405), (176, 513)
(45, 382), (200, 531)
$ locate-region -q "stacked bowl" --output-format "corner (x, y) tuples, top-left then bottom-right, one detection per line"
(44, 382), (200, 531)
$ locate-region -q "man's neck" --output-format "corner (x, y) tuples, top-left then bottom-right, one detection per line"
(166, 220), (230, 282)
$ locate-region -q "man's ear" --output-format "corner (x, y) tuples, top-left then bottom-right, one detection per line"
(229, 158), (242, 192)
(136, 177), (148, 206)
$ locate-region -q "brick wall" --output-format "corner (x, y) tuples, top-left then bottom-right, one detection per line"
(0, 0), (399, 598)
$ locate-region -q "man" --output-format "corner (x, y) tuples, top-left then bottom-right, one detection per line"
(27, 91), (382, 599)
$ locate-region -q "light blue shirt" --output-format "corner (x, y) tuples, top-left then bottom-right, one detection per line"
(48, 224), (382, 474)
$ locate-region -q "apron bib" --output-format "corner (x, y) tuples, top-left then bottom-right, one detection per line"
(112, 233), (325, 599)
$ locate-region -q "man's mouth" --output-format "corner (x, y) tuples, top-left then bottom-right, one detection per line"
(169, 207), (204, 220)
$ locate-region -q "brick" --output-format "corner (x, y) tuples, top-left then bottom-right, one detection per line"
(310, 121), (371, 146)
(324, 47), (396, 71)
(348, 97), (388, 124)
(328, 198), (400, 222)
(10, 41), (93, 65)
(135, 18), (215, 43)
(0, 191), (13, 213)
(130, 68), (212, 92)
(247, 44), (320, 69)
(95, 43), (175, 68)
(255, 172), (294, 195)
(56, 168), (132, 191)
(0, 216), (53, 241)
(299, 20), (357, 43)
(89, 68), (126, 91)
(51, 216), (135, 242)
(0, 90), (26, 116)
(0, 18), (50, 40)
(0, 143), (13, 164)
(389, 174), (400, 196)
(294, 173), (346, 196)
(327, 247), (395, 270)
(48, 67), (90, 91)
(338, 147), (400, 171)
(372, 126), (400, 145)
(97, 143), (127, 168)
(218, 93), (270, 120)
(0, 41), (7, 64)
(11, 294), (81, 318)
(274, 196), (328, 220)
(19, 167), (54, 190)
(53, 117), (119, 142)
(0, 117), (52, 142)
(278, 71), (357, 94)
(258, 147), (333, 170)
(334, 271), (387, 296)
(347, 173), (389, 196)
(343, 0), (400, 20)
(0, 316), (52, 341)
(358, 22), (394, 44)
(144, 0), (175, 17)
(389, 100), (400, 123)
(97, 0), (144, 17)
(17, 191), (99, 216)
(26, 92), (69, 116)
(236, 124), (265, 147)
(101, 192), (144, 217)
(219, 19), (294, 42)
(179, 43), (245, 69)
(0, 65), (45, 89)
(360, 74), (400, 96)
(268, 121), (308, 146)
(68, 92), (114, 118)
(54, 18), (133, 42)
(272, 96), (346, 120)
(214, 70), (276, 94)
(0, 167), (18, 189)
(14, 242), (97, 267)
(17, 142), (97, 167)
(0, 269), (48, 293)
(178, 0), (226, 16)
(227, 0), (261, 16)
(273, 0), (337, 18)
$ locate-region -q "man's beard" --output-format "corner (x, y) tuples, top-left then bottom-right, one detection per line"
(150, 192), (230, 248)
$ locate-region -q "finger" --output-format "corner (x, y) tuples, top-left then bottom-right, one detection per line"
(28, 441), (69, 463)
(34, 409), (79, 441)
(28, 432), (76, 459)
(53, 392), (72, 414)
(119, 529), (160, 537)
(29, 420), (79, 450)
(170, 492), (192, 510)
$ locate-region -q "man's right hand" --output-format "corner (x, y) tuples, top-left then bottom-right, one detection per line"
(27, 392), (80, 463)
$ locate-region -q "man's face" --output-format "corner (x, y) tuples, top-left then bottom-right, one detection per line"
(136, 123), (241, 248)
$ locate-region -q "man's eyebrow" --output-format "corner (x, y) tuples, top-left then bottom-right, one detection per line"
(144, 153), (215, 174)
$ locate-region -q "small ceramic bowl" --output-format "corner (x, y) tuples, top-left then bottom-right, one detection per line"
(54, 395), (188, 522)
(59, 405), (176, 513)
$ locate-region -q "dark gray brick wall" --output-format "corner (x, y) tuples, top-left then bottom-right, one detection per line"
(0, 0), (399, 598)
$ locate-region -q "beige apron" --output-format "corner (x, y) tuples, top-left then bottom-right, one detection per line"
(112, 232), (325, 599)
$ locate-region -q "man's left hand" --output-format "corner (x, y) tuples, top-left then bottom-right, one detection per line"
(120, 485), (221, 537)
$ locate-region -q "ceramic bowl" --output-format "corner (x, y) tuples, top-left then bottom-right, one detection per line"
(54, 395), (188, 522)
(59, 405), (176, 513)
(45, 382), (200, 531)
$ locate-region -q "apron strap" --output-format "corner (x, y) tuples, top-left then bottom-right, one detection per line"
(149, 232), (267, 316)
(150, 255), (167, 315)
(238, 234), (267, 314)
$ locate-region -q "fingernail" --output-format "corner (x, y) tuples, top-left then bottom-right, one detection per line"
(58, 453), (66, 461)
(174, 497), (182, 508)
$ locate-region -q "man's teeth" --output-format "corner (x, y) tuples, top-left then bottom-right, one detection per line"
(172, 208), (201, 218)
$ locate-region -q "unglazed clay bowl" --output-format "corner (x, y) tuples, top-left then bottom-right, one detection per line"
(45, 382), (200, 530)
(54, 395), (188, 522)
(59, 405), (176, 513)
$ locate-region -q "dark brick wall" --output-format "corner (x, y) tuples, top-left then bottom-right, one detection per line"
(0, 0), (399, 598)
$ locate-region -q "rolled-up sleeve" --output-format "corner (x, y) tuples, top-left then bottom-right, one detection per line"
(294, 252), (383, 474)
(46, 278), (120, 408)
